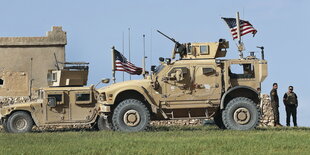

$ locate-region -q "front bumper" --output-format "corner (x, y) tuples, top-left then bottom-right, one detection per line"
(99, 104), (111, 113)
(0, 108), (6, 125)
(0, 112), (3, 125)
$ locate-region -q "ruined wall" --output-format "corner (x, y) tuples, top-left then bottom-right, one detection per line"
(0, 71), (29, 96)
(259, 94), (275, 126)
(0, 26), (66, 96)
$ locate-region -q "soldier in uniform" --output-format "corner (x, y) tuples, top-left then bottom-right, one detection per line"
(270, 83), (281, 126)
(283, 86), (298, 127)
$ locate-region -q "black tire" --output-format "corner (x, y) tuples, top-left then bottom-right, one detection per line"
(214, 109), (226, 129)
(112, 99), (150, 132)
(7, 111), (34, 133)
(222, 97), (260, 130)
(2, 119), (9, 132)
(91, 122), (99, 131)
(97, 115), (112, 131)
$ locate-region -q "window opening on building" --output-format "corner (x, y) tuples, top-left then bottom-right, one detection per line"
(0, 79), (4, 86)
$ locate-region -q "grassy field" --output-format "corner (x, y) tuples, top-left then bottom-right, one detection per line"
(1, 126), (310, 155)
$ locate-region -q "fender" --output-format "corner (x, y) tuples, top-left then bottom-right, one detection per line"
(220, 86), (259, 109)
(0, 104), (41, 126)
(113, 86), (157, 108)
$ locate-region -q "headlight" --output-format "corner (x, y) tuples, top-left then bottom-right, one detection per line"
(98, 93), (107, 102)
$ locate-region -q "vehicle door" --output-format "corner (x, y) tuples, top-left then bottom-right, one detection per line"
(192, 65), (222, 103)
(162, 65), (193, 104)
(44, 90), (69, 123)
(69, 89), (97, 121)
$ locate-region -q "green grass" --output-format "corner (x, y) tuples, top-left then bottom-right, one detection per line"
(1, 126), (310, 155)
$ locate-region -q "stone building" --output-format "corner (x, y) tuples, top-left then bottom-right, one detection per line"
(0, 26), (66, 97)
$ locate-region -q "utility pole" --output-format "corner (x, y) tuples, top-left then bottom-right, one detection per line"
(142, 34), (147, 77)
(150, 29), (153, 67)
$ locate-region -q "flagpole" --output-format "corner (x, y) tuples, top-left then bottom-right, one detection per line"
(128, 28), (131, 80)
(111, 46), (116, 83)
(122, 31), (124, 81)
(236, 12), (244, 59)
(236, 12), (241, 44)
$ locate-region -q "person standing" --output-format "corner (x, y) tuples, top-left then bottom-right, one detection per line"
(283, 86), (298, 127)
(270, 83), (281, 126)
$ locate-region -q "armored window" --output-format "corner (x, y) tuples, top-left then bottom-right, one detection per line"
(187, 46), (192, 55)
(154, 64), (165, 74)
(200, 45), (209, 55)
(168, 67), (188, 76)
(229, 64), (255, 79)
(51, 72), (57, 82)
(48, 94), (63, 102)
(202, 68), (215, 75)
(0, 78), (3, 86)
(76, 93), (90, 101)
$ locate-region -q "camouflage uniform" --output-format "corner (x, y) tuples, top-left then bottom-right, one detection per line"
(283, 92), (298, 126)
(270, 88), (280, 126)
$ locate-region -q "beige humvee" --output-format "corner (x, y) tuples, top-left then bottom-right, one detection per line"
(96, 32), (267, 131)
(0, 63), (111, 133)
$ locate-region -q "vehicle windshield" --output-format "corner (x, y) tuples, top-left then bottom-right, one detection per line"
(154, 64), (165, 74)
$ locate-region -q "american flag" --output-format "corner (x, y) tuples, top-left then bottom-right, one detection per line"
(114, 49), (142, 75)
(222, 18), (257, 40)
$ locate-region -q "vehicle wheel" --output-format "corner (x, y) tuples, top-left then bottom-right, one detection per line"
(112, 99), (150, 132)
(214, 109), (226, 129)
(97, 115), (112, 131)
(91, 122), (99, 130)
(2, 119), (10, 132)
(222, 97), (260, 130)
(7, 111), (34, 133)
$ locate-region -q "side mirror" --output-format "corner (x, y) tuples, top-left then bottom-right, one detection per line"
(151, 65), (156, 72)
(47, 97), (57, 108)
(101, 78), (110, 84)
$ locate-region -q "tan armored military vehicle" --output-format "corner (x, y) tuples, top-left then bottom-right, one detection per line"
(0, 62), (111, 133)
(96, 30), (267, 131)
(0, 31), (267, 133)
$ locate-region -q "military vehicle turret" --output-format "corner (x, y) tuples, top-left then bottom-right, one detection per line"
(96, 30), (267, 131)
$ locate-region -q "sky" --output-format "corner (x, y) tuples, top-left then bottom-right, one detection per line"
(0, 0), (309, 126)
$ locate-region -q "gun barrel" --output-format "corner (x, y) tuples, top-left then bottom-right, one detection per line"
(156, 30), (179, 45)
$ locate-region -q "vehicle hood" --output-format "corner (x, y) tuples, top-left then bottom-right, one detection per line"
(97, 79), (151, 93)
(0, 100), (42, 117)
(3, 101), (40, 108)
